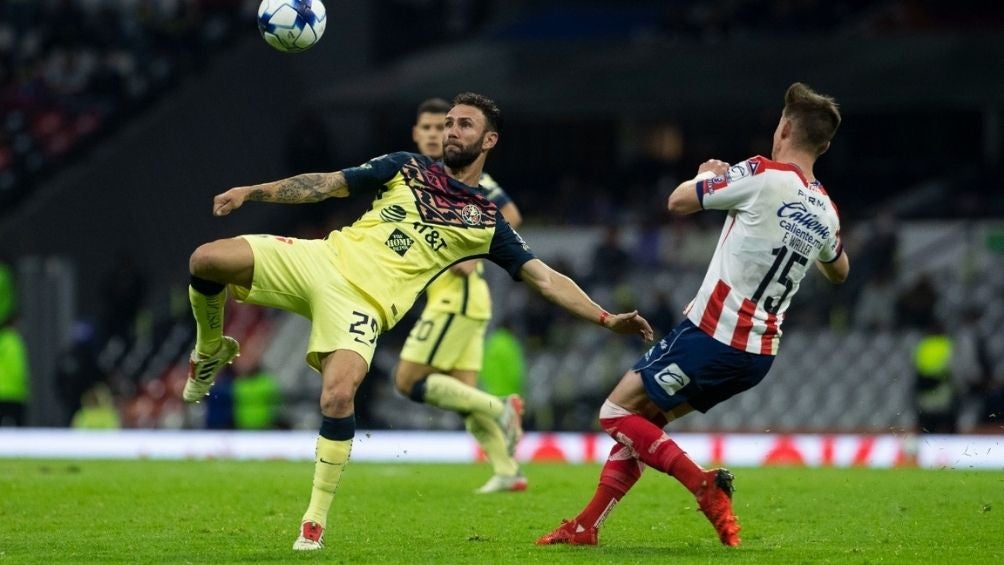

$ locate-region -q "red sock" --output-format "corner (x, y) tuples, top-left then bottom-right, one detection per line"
(600, 413), (706, 494)
(575, 443), (643, 529)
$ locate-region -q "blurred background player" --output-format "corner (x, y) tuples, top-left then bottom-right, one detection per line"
(181, 93), (653, 551)
(393, 98), (527, 494)
(538, 83), (850, 548)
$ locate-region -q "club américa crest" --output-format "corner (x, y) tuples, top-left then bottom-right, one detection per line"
(461, 204), (482, 226)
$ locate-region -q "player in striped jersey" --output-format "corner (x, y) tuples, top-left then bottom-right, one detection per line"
(538, 83), (850, 548)
(394, 98), (529, 494)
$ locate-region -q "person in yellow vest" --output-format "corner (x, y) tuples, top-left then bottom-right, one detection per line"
(480, 319), (525, 399)
(393, 98), (528, 493)
(71, 383), (121, 429)
(914, 322), (957, 433)
(0, 261), (30, 427)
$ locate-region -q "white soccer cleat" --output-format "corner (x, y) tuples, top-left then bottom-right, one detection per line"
(292, 520), (325, 551)
(496, 394), (525, 456)
(182, 336), (239, 403)
(475, 473), (528, 494)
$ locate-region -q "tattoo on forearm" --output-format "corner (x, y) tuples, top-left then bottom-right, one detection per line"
(250, 173), (348, 203)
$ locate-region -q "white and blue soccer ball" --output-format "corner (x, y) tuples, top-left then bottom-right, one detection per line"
(257, 0), (327, 53)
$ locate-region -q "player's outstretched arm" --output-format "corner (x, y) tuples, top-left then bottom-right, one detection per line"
(212, 172), (349, 216)
(519, 259), (654, 341)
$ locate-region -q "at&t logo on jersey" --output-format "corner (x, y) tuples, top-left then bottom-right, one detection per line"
(379, 205), (407, 223)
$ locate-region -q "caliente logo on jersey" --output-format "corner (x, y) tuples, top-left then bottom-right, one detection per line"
(777, 202), (830, 239)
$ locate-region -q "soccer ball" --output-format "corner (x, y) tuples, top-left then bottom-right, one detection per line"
(257, 0), (327, 53)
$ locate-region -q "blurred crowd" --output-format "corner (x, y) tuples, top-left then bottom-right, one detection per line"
(0, 0), (244, 210)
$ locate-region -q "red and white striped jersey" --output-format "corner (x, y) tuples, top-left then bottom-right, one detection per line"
(684, 155), (842, 355)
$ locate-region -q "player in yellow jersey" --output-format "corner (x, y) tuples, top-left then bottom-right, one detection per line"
(180, 92), (654, 551)
(395, 98), (527, 494)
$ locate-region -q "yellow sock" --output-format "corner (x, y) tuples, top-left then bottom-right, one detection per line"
(301, 437), (352, 528)
(188, 285), (225, 355)
(424, 374), (504, 418)
(465, 413), (519, 476)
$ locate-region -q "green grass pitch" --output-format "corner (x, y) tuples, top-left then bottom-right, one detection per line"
(1, 460), (1001, 563)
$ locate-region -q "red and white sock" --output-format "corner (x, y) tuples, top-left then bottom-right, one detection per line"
(574, 442), (644, 530)
(598, 400), (706, 494)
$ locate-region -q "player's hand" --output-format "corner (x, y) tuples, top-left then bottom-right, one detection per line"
(213, 187), (248, 217)
(604, 310), (654, 342)
(697, 159), (730, 178)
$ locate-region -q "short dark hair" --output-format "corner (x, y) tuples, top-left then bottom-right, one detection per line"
(452, 92), (501, 133)
(782, 82), (841, 157)
(416, 97), (451, 119)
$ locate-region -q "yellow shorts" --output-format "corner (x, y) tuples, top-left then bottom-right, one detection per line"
(228, 235), (382, 371)
(400, 309), (487, 371)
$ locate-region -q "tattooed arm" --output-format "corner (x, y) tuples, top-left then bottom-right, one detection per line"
(212, 172), (349, 217)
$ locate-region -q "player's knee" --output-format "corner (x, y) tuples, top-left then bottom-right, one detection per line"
(393, 378), (413, 398)
(319, 387), (353, 417)
(189, 243), (220, 277)
(393, 364), (429, 401)
(391, 366), (411, 396)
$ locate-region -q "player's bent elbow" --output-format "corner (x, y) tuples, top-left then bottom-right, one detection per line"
(666, 189), (699, 215)
(829, 270), (849, 284)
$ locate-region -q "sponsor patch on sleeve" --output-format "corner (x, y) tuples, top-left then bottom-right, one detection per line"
(726, 160), (752, 182)
(706, 175), (729, 192)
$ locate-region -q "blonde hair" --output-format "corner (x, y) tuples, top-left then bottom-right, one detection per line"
(782, 82), (841, 156)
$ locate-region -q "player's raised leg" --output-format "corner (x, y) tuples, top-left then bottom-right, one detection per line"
(294, 349), (368, 551)
(183, 238), (253, 402)
(395, 360), (525, 460)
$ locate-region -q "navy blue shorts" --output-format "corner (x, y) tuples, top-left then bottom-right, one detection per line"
(634, 320), (775, 413)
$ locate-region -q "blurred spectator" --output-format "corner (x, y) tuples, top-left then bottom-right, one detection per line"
(233, 365), (281, 430)
(99, 251), (147, 347)
(952, 307), (997, 432)
(480, 321), (525, 398)
(590, 225), (631, 285)
(913, 322), (957, 433)
(0, 319), (30, 427)
(0, 256), (29, 426)
(54, 321), (103, 426)
(0, 259), (14, 325)
(647, 290), (678, 339)
(71, 382), (121, 429)
(204, 369), (235, 429)
(896, 273), (939, 330)
(853, 266), (897, 331)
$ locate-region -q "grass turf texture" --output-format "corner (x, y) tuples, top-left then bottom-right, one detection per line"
(1, 461), (1001, 563)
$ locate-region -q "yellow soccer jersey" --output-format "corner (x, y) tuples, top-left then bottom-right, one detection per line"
(335, 153), (534, 329)
(423, 173), (512, 321)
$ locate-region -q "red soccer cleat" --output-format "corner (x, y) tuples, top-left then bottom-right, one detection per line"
(696, 468), (741, 547)
(292, 520), (325, 551)
(535, 519), (598, 546)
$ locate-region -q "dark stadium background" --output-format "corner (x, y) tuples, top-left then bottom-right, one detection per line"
(1, 0), (1002, 435)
